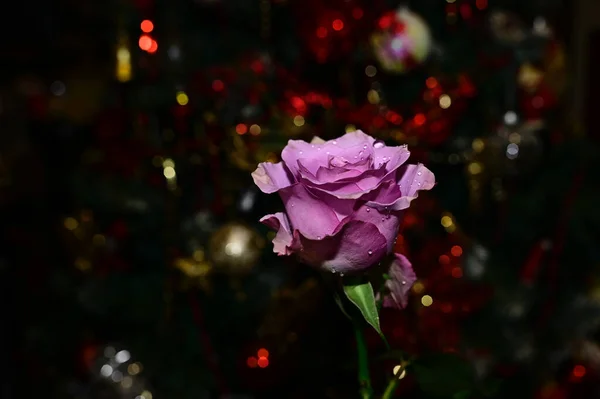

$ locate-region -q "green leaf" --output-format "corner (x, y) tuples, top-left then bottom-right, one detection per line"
(343, 281), (383, 338)
(412, 353), (476, 397)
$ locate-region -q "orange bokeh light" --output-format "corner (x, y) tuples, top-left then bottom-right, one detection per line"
(139, 35), (152, 51)
(236, 124), (248, 135)
(141, 20), (154, 33)
(439, 255), (450, 265)
(148, 40), (158, 53)
(426, 77), (438, 88)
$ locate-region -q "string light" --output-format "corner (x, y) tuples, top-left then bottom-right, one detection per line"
(293, 115), (305, 126)
(139, 35), (152, 51)
(392, 365), (407, 379)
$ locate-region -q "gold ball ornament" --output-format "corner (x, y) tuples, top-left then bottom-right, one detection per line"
(209, 222), (264, 276)
(371, 8), (432, 74)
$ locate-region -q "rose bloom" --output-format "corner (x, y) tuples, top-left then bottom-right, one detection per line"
(252, 131), (434, 279)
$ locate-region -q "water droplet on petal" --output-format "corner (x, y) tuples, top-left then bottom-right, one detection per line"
(311, 145), (315, 148)
(299, 151), (303, 155)
(366, 207), (370, 212)
(381, 217), (385, 221)
(373, 140), (385, 149)
(368, 250), (373, 256)
(326, 151), (330, 155)
(331, 268), (337, 274)
(332, 140), (337, 145)
(317, 147), (321, 151)
(339, 272), (345, 277)
(401, 280), (407, 285)
(358, 151), (363, 156)
(317, 236), (321, 240)
(363, 144), (367, 149)
(417, 182), (421, 186)
(417, 171), (422, 176)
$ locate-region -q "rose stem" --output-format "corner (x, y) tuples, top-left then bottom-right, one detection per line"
(354, 321), (373, 399)
(380, 373), (400, 399)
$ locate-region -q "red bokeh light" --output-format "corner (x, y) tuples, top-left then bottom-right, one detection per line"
(212, 80), (224, 91)
(257, 356), (269, 368)
(257, 348), (269, 358)
(148, 40), (158, 53)
(332, 19), (344, 31)
(139, 35), (152, 51)
(141, 20), (154, 33)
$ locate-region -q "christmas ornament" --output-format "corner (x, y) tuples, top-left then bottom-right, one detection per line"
(209, 222), (264, 276)
(371, 8), (432, 74)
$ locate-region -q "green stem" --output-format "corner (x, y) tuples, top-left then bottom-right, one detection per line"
(381, 377), (399, 399)
(354, 322), (373, 399)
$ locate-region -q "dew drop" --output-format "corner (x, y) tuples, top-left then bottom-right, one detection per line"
(326, 151), (330, 155)
(317, 147), (321, 151)
(363, 144), (367, 149)
(374, 140), (385, 149)
(417, 171), (422, 176)
(358, 151), (364, 156)
(311, 145), (315, 148)
(368, 250), (373, 256)
(299, 151), (303, 155)
(317, 236), (321, 240)
(331, 268), (337, 274)
(332, 140), (337, 145)
(366, 207), (370, 212)
(291, 203), (295, 207)
(417, 182), (421, 186)
(339, 272), (345, 277)
(401, 280), (407, 285)
(381, 217), (385, 221)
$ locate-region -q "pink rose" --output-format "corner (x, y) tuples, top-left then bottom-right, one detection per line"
(252, 130), (435, 275)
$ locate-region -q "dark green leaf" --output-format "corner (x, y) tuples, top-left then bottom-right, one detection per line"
(412, 353), (476, 397)
(343, 281), (383, 338)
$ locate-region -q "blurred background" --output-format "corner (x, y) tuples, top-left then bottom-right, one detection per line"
(2, 0), (600, 398)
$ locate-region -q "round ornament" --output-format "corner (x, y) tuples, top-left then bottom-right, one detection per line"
(371, 8), (432, 74)
(209, 222), (264, 276)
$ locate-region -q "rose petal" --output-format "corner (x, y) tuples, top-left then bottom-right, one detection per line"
(260, 212), (296, 255)
(278, 184), (343, 240)
(282, 130), (375, 177)
(380, 253), (417, 309)
(366, 163), (435, 211)
(351, 202), (401, 253)
(297, 220), (388, 273)
(251, 162), (295, 194)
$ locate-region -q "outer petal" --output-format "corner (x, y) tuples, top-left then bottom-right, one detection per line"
(251, 162), (295, 194)
(260, 212), (296, 256)
(351, 202), (402, 254)
(380, 253), (417, 309)
(278, 184), (344, 240)
(297, 220), (388, 273)
(366, 163), (435, 211)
